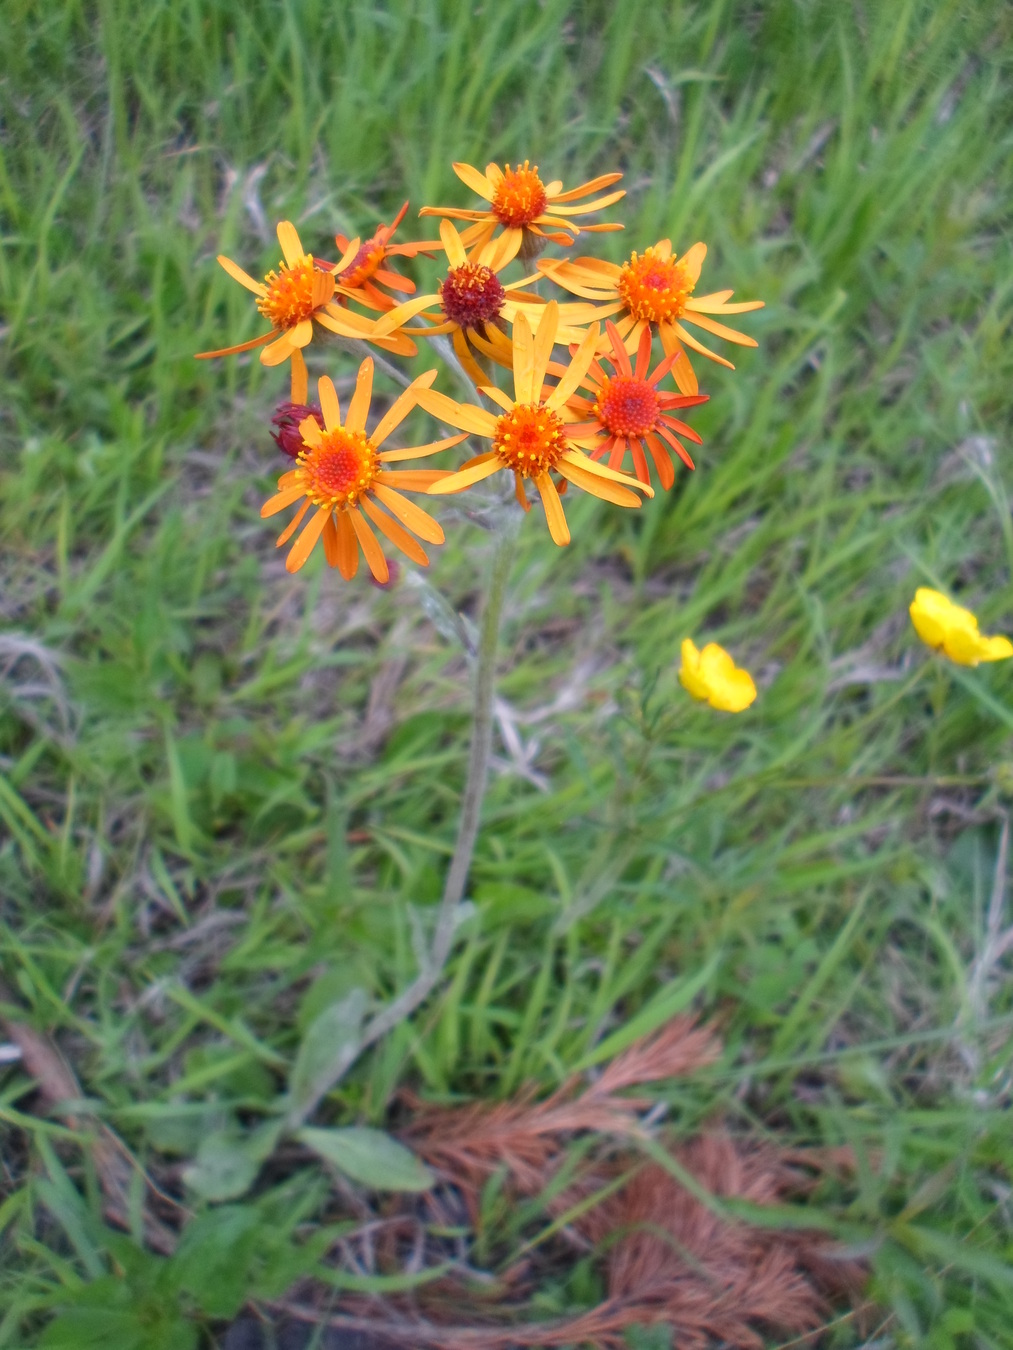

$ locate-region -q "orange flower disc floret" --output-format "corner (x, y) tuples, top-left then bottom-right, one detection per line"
(299, 428), (378, 508)
(617, 248), (693, 324)
(439, 262), (506, 328)
(492, 162), (548, 227)
(493, 403), (568, 478)
(595, 375), (661, 439)
(339, 237), (387, 288)
(257, 257), (321, 330)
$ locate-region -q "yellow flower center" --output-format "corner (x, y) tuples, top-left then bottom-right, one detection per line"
(298, 428), (378, 507)
(493, 403), (568, 478)
(339, 237), (387, 288)
(439, 262), (506, 328)
(594, 375), (660, 439)
(492, 162), (548, 228)
(257, 256), (321, 330)
(617, 248), (693, 324)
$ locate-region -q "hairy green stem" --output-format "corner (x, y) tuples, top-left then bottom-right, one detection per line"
(292, 517), (516, 1121)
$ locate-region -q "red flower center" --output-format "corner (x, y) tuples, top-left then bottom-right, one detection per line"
(595, 376), (660, 439)
(439, 263), (506, 329)
(492, 162), (548, 227)
(617, 249), (693, 323)
(339, 237), (387, 288)
(493, 403), (568, 478)
(298, 428), (378, 507)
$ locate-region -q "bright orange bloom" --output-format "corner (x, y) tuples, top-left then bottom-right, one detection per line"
(416, 303), (652, 547)
(330, 201), (439, 313)
(419, 161), (625, 265)
(556, 321), (709, 490)
(260, 362), (466, 581)
(372, 221), (601, 387)
(538, 239), (763, 395)
(196, 221), (417, 402)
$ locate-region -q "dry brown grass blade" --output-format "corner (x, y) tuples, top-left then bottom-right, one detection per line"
(405, 1015), (720, 1196)
(0, 976), (180, 1252)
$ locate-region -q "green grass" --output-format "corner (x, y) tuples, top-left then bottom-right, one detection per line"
(2, 0), (1013, 1344)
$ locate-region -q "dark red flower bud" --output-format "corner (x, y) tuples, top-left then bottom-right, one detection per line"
(370, 558), (401, 590)
(271, 402), (323, 459)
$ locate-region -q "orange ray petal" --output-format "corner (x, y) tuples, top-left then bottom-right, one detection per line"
(656, 423), (697, 469)
(195, 330), (275, 359)
(535, 472), (570, 546)
(378, 469), (455, 489)
(346, 357), (374, 432)
(322, 513), (340, 567)
(672, 322), (736, 369)
(275, 498), (311, 546)
(426, 454), (502, 495)
(318, 376), (340, 431)
(550, 189), (626, 216)
(290, 347), (308, 403)
(379, 432), (467, 462)
(334, 508), (359, 579)
(347, 505), (389, 583)
(453, 325), (493, 387)
(416, 388), (499, 437)
(644, 433), (676, 489)
(261, 483), (308, 518)
(360, 494), (430, 566)
(371, 482), (445, 543)
(559, 448), (652, 496)
(550, 172), (623, 203)
(261, 332), (295, 367)
(557, 457), (641, 507)
(372, 369), (439, 446)
(682, 311), (759, 347)
(439, 218), (468, 269)
(216, 254), (267, 295)
(545, 323), (600, 411)
(452, 161), (496, 201)
(679, 241), (707, 286)
(286, 505), (330, 573)
(276, 221), (304, 268)
(372, 292), (441, 337)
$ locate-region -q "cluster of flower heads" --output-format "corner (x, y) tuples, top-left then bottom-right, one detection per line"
(197, 159), (1011, 711)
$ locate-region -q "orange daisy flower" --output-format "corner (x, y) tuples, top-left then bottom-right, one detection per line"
(373, 220), (602, 386)
(330, 201), (439, 313)
(416, 303), (652, 547)
(196, 221), (417, 402)
(538, 239), (763, 396)
(260, 360), (466, 581)
(556, 322), (709, 491)
(419, 160), (625, 265)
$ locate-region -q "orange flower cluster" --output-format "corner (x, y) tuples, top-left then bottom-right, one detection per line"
(196, 159), (765, 583)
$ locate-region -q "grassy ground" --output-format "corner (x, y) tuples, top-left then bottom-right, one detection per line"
(2, 0), (1013, 1344)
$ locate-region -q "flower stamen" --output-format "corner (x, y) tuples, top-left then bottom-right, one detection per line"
(492, 162), (548, 227)
(493, 403), (568, 478)
(439, 262), (507, 329)
(298, 428), (379, 508)
(257, 256), (322, 330)
(595, 376), (661, 439)
(617, 248), (693, 324)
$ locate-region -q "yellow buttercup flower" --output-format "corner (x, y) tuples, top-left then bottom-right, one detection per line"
(909, 588), (1013, 666)
(678, 639), (757, 712)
